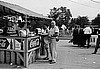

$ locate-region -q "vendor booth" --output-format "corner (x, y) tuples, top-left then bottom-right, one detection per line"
(0, 1), (51, 68)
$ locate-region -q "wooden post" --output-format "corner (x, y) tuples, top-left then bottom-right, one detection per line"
(40, 35), (45, 55)
(24, 38), (28, 67)
(0, 50), (5, 63)
(25, 15), (28, 37)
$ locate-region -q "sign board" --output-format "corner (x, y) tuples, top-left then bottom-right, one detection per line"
(0, 38), (9, 48)
(15, 39), (25, 50)
(28, 37), (40, 50)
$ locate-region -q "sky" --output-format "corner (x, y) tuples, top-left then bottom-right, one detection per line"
(0, 0), (100, 20)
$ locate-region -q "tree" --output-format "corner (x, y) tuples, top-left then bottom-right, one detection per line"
(69, 16), (89, 28)
(75, 16), (89, 27)
(92, 14), (100, 26)
(68, 18), (76, 28)
(48, 6), (72, 27)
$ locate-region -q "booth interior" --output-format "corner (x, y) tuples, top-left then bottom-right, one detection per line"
(0, 1), (51, 68)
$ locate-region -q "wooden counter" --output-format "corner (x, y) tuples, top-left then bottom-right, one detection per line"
(0, 35), (40, 67)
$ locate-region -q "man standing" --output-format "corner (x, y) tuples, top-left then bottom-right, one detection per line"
(83, 26), (92, 48)
(61, 24), (66, 35)
(71, 25), (79, 44)
(41, 25), (49, 60)
(48, 20), (59, 63)
(92, 28), (100, 54)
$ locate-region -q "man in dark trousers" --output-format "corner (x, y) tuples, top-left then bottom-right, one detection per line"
(92, 28), (100, 54)
(70, 25), (78, 44)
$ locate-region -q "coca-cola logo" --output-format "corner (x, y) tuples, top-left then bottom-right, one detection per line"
(29, 38), (39, 48)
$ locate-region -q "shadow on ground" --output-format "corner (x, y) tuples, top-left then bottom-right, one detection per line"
(61, 44), (96, 49)
(34, 60), (49, 64)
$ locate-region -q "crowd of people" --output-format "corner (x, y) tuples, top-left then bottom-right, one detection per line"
(69, 25), (92, 48)
(2, 18), (100, 64)
(5, 18), (99, 64)
(40, 21), (100, 64)
(0, 18), (59, 64)
(12, 20), (100, 63)
(68, 25), (100, 54)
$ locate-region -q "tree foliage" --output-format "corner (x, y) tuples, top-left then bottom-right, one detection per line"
(70, 16), (89, 28)
(48, 6), (72, 27)
(92, 14), (100, 25)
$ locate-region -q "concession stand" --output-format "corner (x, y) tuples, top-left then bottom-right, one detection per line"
(0, 1), (51, 68)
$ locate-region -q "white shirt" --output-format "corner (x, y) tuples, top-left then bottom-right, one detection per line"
(41, 28), (49, 34)
(19, 29), (30, 37)
(49, 26), (59, 36)
(61, 24), (66, 30)
(83, 27), (92, 34)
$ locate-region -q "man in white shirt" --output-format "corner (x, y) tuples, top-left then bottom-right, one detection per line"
(61, 24), (66, 35)
(61, 24), (66, 30)
(48, 20), (59, 64)
(83, 26), (92, 48)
